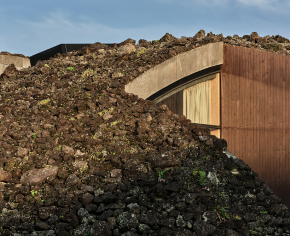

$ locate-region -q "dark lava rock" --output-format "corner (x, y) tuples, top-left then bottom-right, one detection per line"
(0, 30), (290, 235)
(160, 33), (177, 42)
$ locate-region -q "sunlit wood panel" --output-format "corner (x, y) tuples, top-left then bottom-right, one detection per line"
(183, 80), (211, 124)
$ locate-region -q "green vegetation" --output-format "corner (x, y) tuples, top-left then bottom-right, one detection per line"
(220, 208), (230, 220)
(232, 215), (242, 220)
(198, 171), (207, 186)
(32, 132), (37, 139)
(157, 168), (169, 178)
(44, 64), (50, 68)
(40, 98), (50, 106)
(67, 67), (75, 71)
(260, 211), (268, 214)
(202, 155), (210, 160)
(30, 190), (37, 197)
(82, 69), (94, 78)
(98, 107), (114, 116)
(136, 47), (147, 56)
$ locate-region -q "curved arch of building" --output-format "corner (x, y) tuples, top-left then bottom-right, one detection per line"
(125, 42), (223, 99)
(125, 42), (223, 137)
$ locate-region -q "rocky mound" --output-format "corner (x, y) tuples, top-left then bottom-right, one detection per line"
(0, 51), (28, 58)
(0, 31), (290, 236)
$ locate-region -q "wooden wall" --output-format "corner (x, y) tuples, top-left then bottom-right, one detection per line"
(156, 90), (183, 116)
(221, 44), (290, 207)
(183, 80), (211, 124)
(156, 73), (221, 138)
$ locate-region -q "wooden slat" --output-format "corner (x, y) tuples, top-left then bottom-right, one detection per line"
(287, 55), (290, 204)
(253, 49), (259, 174)
(235, 46), (240, 158)
(232, 46), (238, 155)
(172, 93), (177, 114)
(282, 55), (289, 204)
(260, 51), (266, 180)
(276, 53), (282, 198)
(244, 47), (250, 165)
(286, 55), (290, 195)
(239, 48), (245, 161)
(269, 50), (274, 182)
(265, 51), (270, 180)
(248, 47), (254, 169)
(221, 45), (229, 141)
(281, 55), (286, 181)
(281, 55), (286, 199)
(263, 51), (269, 181)
(229, 45), (234, 153)
(264, 52), (273, 181)
(278, 53), (283, 184)
(273, 53), (279, 187)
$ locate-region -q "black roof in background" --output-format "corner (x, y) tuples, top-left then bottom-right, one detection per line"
(29, 43), (115, 67)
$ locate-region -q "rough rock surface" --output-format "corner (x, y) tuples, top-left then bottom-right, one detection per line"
(0, 51), (28, 58)
(0, 31), (290, 235)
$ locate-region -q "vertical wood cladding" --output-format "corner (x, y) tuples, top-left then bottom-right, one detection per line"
(221, 44), (290, 207)
(183, 80), (211, 124)
(156, 90), (183, 116)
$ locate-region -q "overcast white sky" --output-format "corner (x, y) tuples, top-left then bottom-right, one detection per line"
(1, 0), (289, 57)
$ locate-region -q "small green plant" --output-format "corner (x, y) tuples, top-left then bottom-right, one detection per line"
(32, 132), (37, 139)
(30, 190), (37, 197)
(98, 107), (114, 116)
(83, 231), (90, 236)
(136, 47), (147, 56)
(67, 67), (75, 71)
(44, 64), (50, 68)
(220, 208), (230, 220)
(59, 215), (64, 218)
(232, 215), (242, 220)
(157, 168), (169, 178)
(260, 211), (268, 214)
(40, 98), (50, 106)
(81, 69), (94, 78)
(202, 155), (210, 160)
(41, 199), (45, 203)
(198, 171), (207, 186)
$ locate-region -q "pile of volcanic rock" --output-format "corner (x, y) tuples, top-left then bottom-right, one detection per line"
(0, 31), (290, 235)
(0, 51), (28, 58)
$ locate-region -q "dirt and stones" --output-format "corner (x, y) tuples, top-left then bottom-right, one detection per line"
(0, 51), (28, 58)
(0, 31), (289, 235)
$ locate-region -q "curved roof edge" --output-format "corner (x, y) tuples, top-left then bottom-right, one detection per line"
(125, 41), (224, 99)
